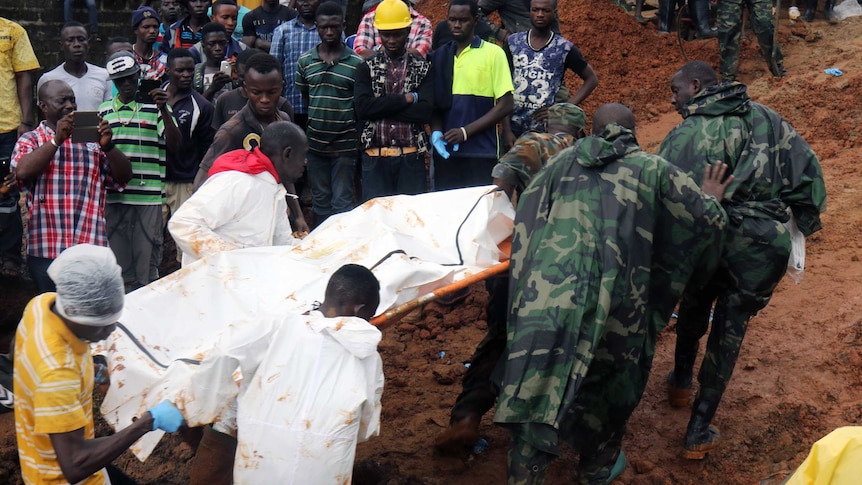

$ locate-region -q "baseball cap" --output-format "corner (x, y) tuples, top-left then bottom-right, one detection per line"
(547, 103), (586, 131)
(106, 50), (140, 81)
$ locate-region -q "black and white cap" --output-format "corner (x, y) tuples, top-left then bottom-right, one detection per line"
(106, 51), (140, 81)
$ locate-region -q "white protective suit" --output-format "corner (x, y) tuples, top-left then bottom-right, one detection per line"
(186, 310), (384, 484)
(168, 170), (297, 266)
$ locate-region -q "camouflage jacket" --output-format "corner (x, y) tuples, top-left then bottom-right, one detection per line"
(658, 82), (826, 236)
(494, 124), (727, 429)
(491, 131), (576, 193)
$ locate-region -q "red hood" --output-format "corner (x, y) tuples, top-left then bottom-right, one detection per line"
(207, 147), (280, 183)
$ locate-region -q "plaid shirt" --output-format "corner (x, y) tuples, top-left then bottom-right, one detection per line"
(11, 122), (122, 259)
(353, 7), (432, 57)
(270, 18), (322, 115)
(373, 53), (414, 148)
(134, 49), (168, 82)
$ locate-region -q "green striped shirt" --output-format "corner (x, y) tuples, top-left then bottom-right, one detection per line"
(99, 99), (169, 205)
(295, 44), (362, 155)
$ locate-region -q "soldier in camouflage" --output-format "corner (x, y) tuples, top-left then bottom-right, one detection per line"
(435, 103), (587, 454)
(717, 0), (785, 81)
(659, 61), (827, 460)
(494, 103), (730, 484)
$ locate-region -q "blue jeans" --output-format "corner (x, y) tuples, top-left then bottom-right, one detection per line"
(64, 0), (99, 34)
(306, 151), (356, 217)
(360, 151), (427, 202)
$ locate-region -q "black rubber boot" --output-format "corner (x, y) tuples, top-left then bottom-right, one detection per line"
(668, 337), (699, 407)
(690, 0), (717, 38)
(682, 392), (722, 460)
(658, 0), (674, 32)
(802, 0), (817, 21)
(824, 0), (837, 23)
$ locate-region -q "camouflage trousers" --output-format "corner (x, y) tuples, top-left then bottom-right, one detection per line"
(717, 0), (784, 81)
(506, 421), (623, 485)
(675, 216), (791, 399)
(505, 335), (652, 485)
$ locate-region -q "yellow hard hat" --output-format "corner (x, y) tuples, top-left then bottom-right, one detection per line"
(374, 0), (412, 31)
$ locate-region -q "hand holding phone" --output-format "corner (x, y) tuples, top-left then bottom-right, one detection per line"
(220, 60), (232, 77)
(71, 111), (101, 144)
(135, 79), (162, 104)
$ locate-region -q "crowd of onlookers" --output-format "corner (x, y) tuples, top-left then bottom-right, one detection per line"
(1, 0), (596, 292)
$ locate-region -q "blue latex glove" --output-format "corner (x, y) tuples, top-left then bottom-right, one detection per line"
(148, 400), (185, 432)
(452, 144), (459, 153)
(431, 131), (450, 159)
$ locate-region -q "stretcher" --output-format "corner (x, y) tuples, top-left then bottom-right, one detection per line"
(95, 185), (515, 461)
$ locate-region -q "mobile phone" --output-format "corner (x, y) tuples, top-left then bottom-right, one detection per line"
(71, 111), (101, 144)
(135, 79), (161, 104)
(220, 60), (232, 77)
(0, 157), (10, 179)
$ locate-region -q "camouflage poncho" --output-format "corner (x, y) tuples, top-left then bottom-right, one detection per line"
(494, 124), (726, 440)
(659, 82), (826, 236)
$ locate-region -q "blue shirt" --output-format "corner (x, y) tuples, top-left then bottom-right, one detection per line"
(269, 18), (320, 115)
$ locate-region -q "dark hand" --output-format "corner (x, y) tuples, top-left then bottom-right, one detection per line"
(211, 72), (231, 92)
(531, 106), (550, 124)
(150, 88), (170, 109)
(97, 118), (113, 147)
(0, 173), (15, 195)
(503, 129), (515, 152)
(443, 127), (465, 145)
(701, 162), (734, 202)
(55, 112), (75, 144)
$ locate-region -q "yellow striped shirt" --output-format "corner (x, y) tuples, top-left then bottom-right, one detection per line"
(13, 293), (105, 485)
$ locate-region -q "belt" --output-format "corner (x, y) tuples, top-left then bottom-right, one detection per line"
(365, 146), (418, 157)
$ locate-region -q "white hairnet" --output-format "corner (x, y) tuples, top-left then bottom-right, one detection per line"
(47, 244), (125, 326)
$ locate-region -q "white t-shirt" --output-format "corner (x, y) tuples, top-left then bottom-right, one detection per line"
(37, 62), (111, 111)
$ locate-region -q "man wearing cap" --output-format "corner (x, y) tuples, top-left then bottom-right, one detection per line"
(354, 0), (433, 201)
(100, 51), (180, 291)
(12, 80), (132, 293)
(430, 0), (513, 191)
(435, 103), (587, 453)
(38, 22), (111, 112)
(132, 7), (169, 82)
(504, 0), (597, 142)
(13, 244), (185, 485)
(352, 0), (432, 59)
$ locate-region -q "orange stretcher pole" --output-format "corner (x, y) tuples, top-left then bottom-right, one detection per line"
(370, 238), (511, 330)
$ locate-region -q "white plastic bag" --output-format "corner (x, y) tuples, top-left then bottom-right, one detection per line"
(785, 214), (806, 283)
(835, 0), (862, 21)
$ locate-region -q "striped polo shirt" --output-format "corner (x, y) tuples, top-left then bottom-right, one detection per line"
(295, 43), (362, 155)
(99, 99), (168, 205)
(13, 293), (106, 485)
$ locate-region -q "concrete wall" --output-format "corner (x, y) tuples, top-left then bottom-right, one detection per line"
(1, 0), (366, 75)
(1, 0), (142, 71)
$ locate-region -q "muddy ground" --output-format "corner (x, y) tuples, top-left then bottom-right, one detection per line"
(1, 2), (861, 484)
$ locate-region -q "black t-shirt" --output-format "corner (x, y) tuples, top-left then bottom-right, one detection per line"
(242, 5), (298, 43)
